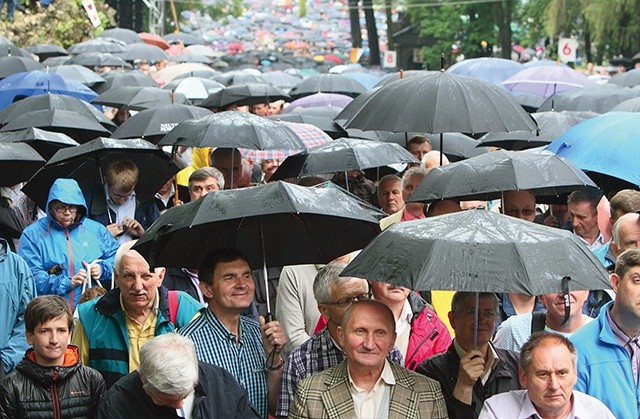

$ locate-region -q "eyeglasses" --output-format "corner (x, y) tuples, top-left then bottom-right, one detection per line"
(327, 293), (371, 308)
(456, 309), (498, 319)
(504, 208), (535, 218)
(51, 204), (78, 214)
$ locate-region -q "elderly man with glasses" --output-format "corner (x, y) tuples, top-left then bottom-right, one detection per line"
(275, 263), (403, 418)
(416, 292), (520, 419)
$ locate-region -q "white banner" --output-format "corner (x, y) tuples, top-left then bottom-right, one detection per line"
(558, 38), (578, 63)
(82, 0), (102, 28)
(383, 50), (397, 68)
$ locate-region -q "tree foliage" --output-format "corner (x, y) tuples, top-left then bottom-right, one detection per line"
(0, 0), (115, 48)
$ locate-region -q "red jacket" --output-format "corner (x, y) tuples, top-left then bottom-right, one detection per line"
(404, 292), (452, 370)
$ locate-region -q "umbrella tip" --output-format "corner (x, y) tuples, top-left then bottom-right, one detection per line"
(440, 53), (445, 72)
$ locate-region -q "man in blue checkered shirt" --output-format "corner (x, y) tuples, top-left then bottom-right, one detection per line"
(275, 263), (403, 417)
(179, 248), (286, 418)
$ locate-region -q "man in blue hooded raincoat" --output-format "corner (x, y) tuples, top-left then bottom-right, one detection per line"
(18, 179), (119, 311)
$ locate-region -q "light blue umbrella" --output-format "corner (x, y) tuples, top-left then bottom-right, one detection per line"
(545, 112), (640, 187)
(448, 57), (523, 88)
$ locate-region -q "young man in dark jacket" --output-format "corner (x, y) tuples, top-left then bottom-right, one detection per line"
(0, 295), (106, 418)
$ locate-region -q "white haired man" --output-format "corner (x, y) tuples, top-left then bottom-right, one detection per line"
(97, 333), (259, 418)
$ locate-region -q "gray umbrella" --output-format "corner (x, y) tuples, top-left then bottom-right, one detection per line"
(117, 43), (169, 62)
(538, 84), (640, 113)
(99, 28), (142, 44)
(341, 209), (611, 295)
(93, 86), (190, 110)
(66, 52), (132, 69)
(407, 149), (597, 203)
(68, 38), (127, 54)
(48, 65), (105, 87)
(270, 138), (420, 181)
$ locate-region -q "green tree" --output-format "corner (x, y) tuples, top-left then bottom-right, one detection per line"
(299, 0), (307, 18)
(409, 2), (461, 69)
(582, 0), (640, 58)
(0, 0), (115, 48)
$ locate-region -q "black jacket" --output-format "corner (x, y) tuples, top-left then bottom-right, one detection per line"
(415, 342), (520, 419)
(97, 362), (260, 419)
(0, 346), (106, 419)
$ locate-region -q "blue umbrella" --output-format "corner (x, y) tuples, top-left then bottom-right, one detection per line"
(448, 57), (524, 88)
(0, 71), (98, 111)
(545, 112), (640, 187)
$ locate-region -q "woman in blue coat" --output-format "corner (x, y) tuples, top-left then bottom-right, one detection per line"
(18, 179), (119, 310)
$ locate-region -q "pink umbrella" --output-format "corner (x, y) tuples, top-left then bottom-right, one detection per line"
(502, 66), (593, 99)
(240, 121), (332, 161)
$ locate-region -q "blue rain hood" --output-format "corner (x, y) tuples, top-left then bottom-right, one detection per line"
(46, 178), (88, 220)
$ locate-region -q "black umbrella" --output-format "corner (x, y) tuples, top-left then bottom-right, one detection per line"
(0, 142), (45, 186)
(373, 70), (439, 87)
(0, 42), (30, 58)
(172, 69), (220, 80)
(99, 28), (142, 44)
(289, 74), (367, 99)
(158, 110), (307, 150)
(169, 53), (213, 65)
(0, 56), (44, 80)
(162, 32), (204, 46)
(260, 71), (302, 90)
(93, 70), (158, 94)
(0, 94), (116, 132)
(25, 44), (69, 61)
(341, 209), (610, 295)
(408, 149), (597, 204)
(117, 44), (169, 62)
(111, 104), (213, 143)
(0, 128), (79, 159)
(538, 84), (640, 113)
(609, 71), (640, 88)
(271, 138), (419, 181)
(22, 137), (179, 210)
(610, 96), (640, 112)
(68, 38), (127, 54)
(200, 83), (290, 108)
(0, 109), (112, 143)
(212, 71), (265, 86)
(267, 113), (347, 139)
(48, 65), (106, 87)
(66, 52), (132, 69)
(132, 181), (381, 316)
(93, 86), (190, 111)
(478, 111), (598, 150)
(340, 72), (537, 134)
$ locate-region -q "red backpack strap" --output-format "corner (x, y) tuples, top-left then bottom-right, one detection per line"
(168, 290), (179, 326)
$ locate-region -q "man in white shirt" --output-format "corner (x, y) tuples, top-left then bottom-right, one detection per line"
(568, 189), (606, 251)
(480, 332), (614, 419)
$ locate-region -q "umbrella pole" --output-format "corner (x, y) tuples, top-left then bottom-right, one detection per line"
(172, 146), (180, 205)
(439, 133), (444, 166)
(259, 216), (273, 322)
(473, 291), (479, 350)
(344, 171), (349, 192)
(230, 150), (235, 189)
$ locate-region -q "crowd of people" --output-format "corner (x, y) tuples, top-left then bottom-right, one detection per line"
(1, 121), (639, 418)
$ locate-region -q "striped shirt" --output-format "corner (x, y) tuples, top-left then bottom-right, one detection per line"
(276, 327), (404, 417)
(179, 309), (267, 418)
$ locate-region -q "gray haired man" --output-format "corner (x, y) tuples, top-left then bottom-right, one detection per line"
(97, 333), (259, 418)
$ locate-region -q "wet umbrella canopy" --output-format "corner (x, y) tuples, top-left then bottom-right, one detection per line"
(0, 142), (45, 186)
(22, 137), (179, 210)
(408, 149), (596, 203)
(341, 209), (610, 295)
(93, 86), (190, 111)
(538, 85), (640, 113)
(340, 72), (537, 135)
(158, 111), (307, 150)
(270, 138), (420, 180)
(0, 128), (79, 160)
(111, 104), (213, 143)
(132, 181), (381, 271)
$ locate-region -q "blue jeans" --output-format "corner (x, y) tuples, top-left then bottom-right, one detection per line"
(0, 0), (15, 19)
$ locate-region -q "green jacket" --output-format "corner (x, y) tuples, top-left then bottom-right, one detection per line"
(76, 286), (202, 388)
